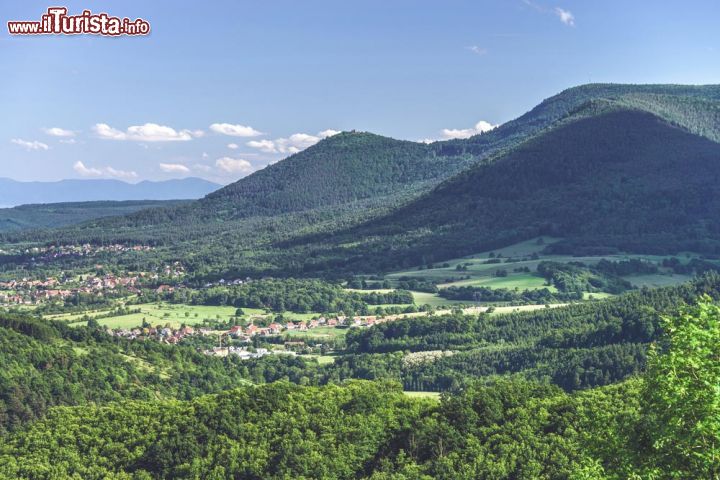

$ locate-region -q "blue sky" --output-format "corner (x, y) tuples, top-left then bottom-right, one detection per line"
(2, 0), (719, 183)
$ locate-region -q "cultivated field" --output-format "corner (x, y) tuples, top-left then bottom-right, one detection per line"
(382, 237), (702, 307)
(65, 303), (252, 328)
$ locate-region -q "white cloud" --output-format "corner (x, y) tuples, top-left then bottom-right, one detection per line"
(209, 123), (262, 137)
(60, 138), (77, 145)
(318, 129), (341, 138)
(74, 161), (138, 180)
(247, 129), (340, 154)
(246, 139), (278, 153)
(467, 45), (488, 55)
(441, 120), (498, 140)
(44, 127), (75, 137)
(215, 157), (253, 174)
(93, 123), (127, 140)
(523, 1), (576, 27)
(202, 152), (209, 159)
(159, 163), (191, 174)
(73, 161), (102, 177)
(11, 138), (49, 151)
(93, 123), (201, 142)
(554, 7), (575, 26)
(227, 143), (239, 150)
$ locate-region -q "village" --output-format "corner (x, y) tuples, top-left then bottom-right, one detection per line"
(105, 313), (395, 360)
(0, 261), (186, 306)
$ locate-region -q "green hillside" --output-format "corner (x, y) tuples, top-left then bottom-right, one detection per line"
(4, 84), (720, 281)
(437, 83), (720, 156)
(81, 132), (456, 229)
(100, 84), (720, 229)
(200, 132), (449, 217)
(3, 294), (720, 479)
(311, 107), (720, 272)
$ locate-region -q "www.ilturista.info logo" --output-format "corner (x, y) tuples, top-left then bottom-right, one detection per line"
(7, 7), (150, 36)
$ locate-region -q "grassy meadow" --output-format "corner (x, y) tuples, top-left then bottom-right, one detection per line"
(381, 237), (700, 308)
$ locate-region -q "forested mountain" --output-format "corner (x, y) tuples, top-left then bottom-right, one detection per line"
(307, 106), (720, 272)
(81, 132), (464, 231)
(436, 83), (720, 156)
(0, 177), (220, 207)
(5, 84), (720, 280)
(79, 84), (720, 228)
(200, 132), (448, 218)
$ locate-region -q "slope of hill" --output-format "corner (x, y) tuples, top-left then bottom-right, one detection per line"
(438, 83), (720, 157)
(5, 84), (720, 280)
(0, 177), (220, 206)
(0, 200), (190, 233)
(92, 131), (466, 229)
(310, 107), (720, 272)
(200, 132), (449, 218)
(81, 84), (720, 229)
(15, 132), (470, 253)
(120, 84), (720, 223)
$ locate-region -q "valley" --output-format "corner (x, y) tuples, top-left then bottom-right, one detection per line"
(2, 83), (720, 479)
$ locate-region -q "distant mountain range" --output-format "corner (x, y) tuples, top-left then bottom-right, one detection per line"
(0, 177), (221, 207)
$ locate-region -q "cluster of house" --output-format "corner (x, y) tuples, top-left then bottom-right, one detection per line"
(0, 273), (143, 306)
(160, 261), (186, 278)
(202, 277), (250, 288)
(0, 258), (193, 307)
(106, 324), (211, 343)
(220, 315), (390, 341)
(203, 346), (297, 359)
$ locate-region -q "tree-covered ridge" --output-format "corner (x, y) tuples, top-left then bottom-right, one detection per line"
(2, 298), (718, 479)
(201, 132), (452, 216)
(77, 131), (455, 229)
(437, 83), (720, 156)
(0, 314), (265, 435)
(0, 133), (461, 270)
(311, 107), (720, 272)
(165, 278), (413, 313)
(4, 84), (720, 281)
(0, 380), (427, 480)
(0, 200), (188, 233)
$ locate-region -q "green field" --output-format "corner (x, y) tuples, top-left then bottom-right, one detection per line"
(410, 291), (468, 307)
(303, 354), (338, 365)
(438, 273), (554, 290)
(582, 292), (614, 300)
(488, 304), (559, 314)
(56, 301), (337, 329)
(284, 326), (348, 340)
(403, 391), (441, 401)
(622, 273), (694, 288)
(385, 237), (703, 301)
(65, 303), (265, 329)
